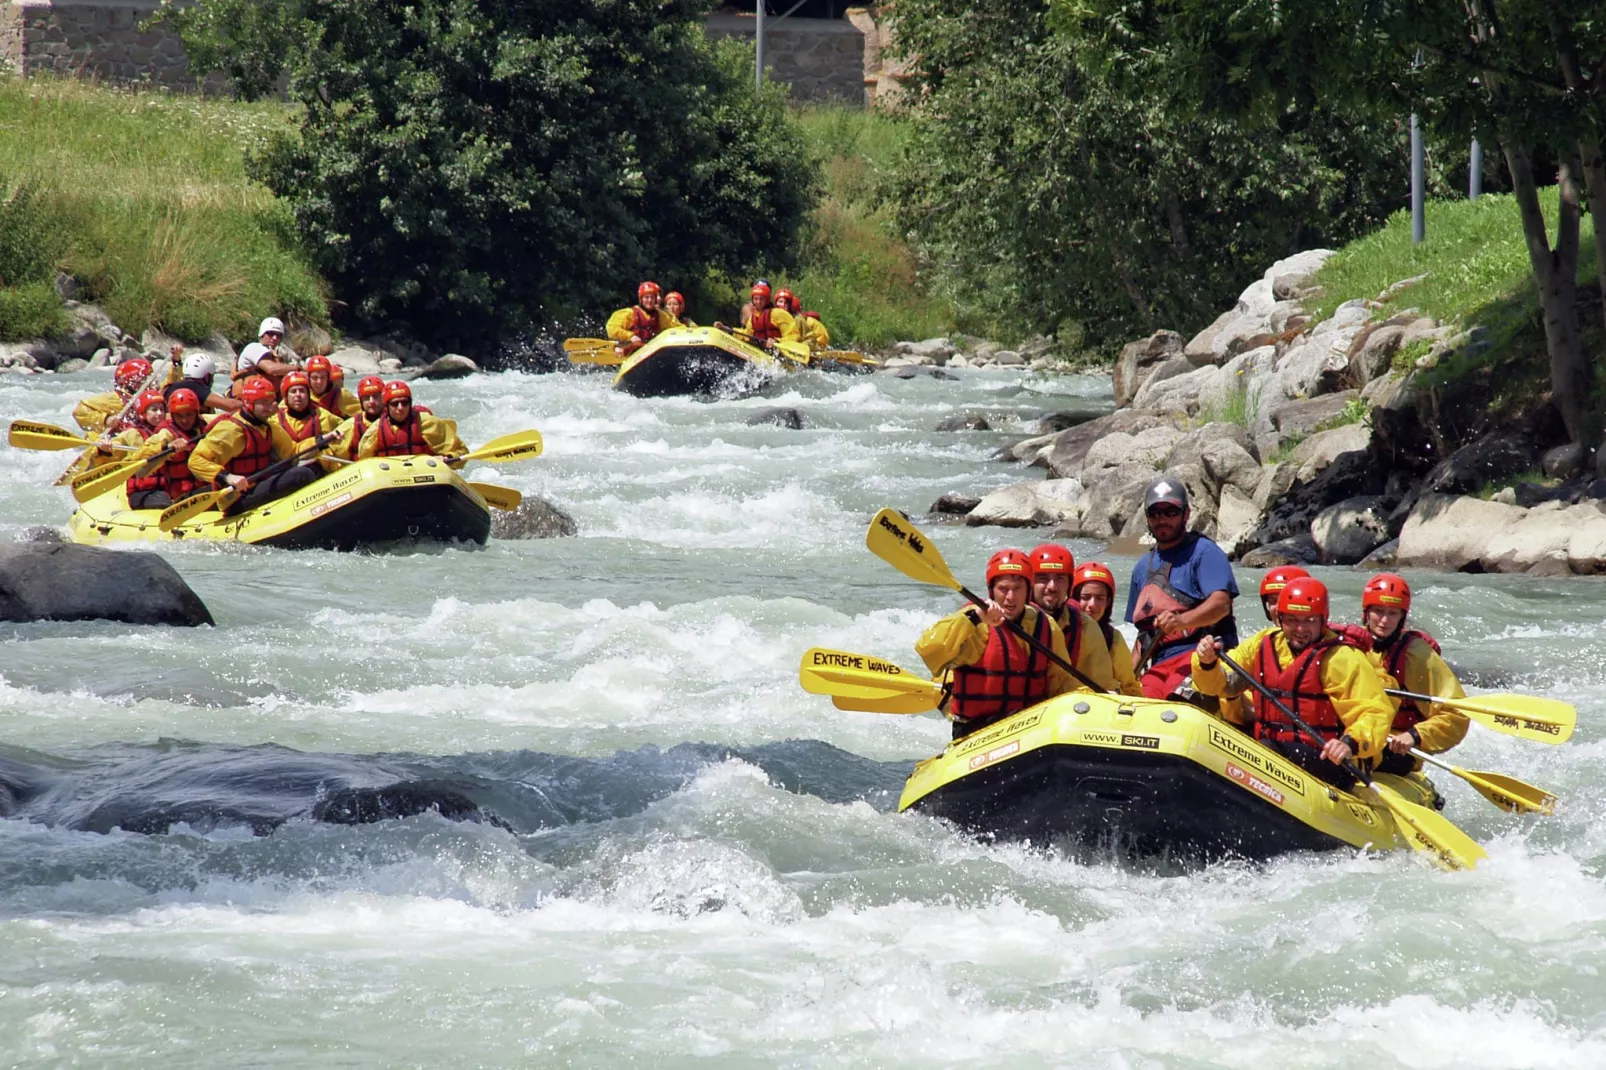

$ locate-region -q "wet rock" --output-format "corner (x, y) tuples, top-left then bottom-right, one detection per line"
(879, 365), (956, 381)
(996, 431), (1057, 464)
(935, 411), (991, 432)
(1311, 494), (1390, 565)
(1239, 534), (1320, 567)
(1357, 538), (1399, 567)
(1215, 483), (1263, 557)
(1421, 431), (1535, 496)
(416, 353), (480, 380)
(1249, 449), (1379, 548)
(330, 342), (389, 376)
(1396, 494), (1521, 571)
(311, 783), (483, 825)
(87, 348), (114, 369)
(930, 493), (981, 516)
(1035, 407), (1107, 434)
(1126, 355), (1198, 411)
(897, 337), (956, 361)
(14, 526), (66, 545)
(1131, 362), (1222, 416)
(1542, 442), (1585, 479)
(965, 479), (1084, 528)
(0, 543), (213, 626)
(54, 357), (89, 374)
(746, 407), (804, 429)
(491, 496), (579, 539)
(1114, 329), (1183, 405)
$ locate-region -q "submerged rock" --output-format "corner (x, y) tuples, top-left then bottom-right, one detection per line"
(0, 543), (213, 626)
(746, 406), (805, 429)
(492, 496), (579, 539)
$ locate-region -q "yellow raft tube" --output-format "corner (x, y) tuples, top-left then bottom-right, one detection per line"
(900, 691), (1438, 863)
(68, 456), (492, 550)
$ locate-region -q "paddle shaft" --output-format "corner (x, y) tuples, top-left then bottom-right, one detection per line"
(954, 583), (1109, 693)
(218, 429), (341, 505)
(1216, 650), (1371, 785)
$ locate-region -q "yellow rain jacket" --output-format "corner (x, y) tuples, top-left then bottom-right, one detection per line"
(314, 387), (361, 418)
(916, 605), (1085, 701)
(1380, 634), (1470, 754)
(606, 305), (678, 346)
(1191, 627), (1394, 761)
(355, 411), (467, 464)
(269, 403), (344, 469)
(741, 304), (801, 344)
(796, 313), (831, 350)
(1106, 628), (1144, 697)
(188, 413), (280, 488)
(73, 391), (126, 434)
(1044, 605), (1119, 693)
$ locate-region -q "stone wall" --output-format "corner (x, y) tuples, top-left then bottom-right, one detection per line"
(704, 12), (867, 104)
(3, 0), (190, 86)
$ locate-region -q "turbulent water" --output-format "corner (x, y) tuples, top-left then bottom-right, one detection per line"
(1, 365), (1603, 1067)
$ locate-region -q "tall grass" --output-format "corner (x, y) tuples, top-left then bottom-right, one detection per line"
(0, 75), (326, 342)
(782, 106), (954, 347)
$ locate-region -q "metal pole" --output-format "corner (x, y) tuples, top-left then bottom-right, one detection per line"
(1469, 137), (1483, 200)
(1411, 112), (1425, 244)
(755, 0), (765, 93)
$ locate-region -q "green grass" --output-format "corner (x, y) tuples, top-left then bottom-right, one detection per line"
(781, 105), (954, 348)
(0, 75), (326, 343)
(1477, 469), (1548, 500)
(1198, 379), (1259, 429)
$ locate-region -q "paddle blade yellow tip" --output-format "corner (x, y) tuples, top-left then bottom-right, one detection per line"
(865, 507), (962, 591)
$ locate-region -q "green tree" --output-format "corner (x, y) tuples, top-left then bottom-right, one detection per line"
(1070, 0), (1606, 443)
(885, 0), (1408, 349)
(159, 0), (818, 355)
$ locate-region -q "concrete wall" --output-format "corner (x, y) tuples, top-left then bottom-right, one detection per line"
(704, 12), (867, 105)
(2, 0), (190, 86)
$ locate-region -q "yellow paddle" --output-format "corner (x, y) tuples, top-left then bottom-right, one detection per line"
(158, 428), (347, 531)
(9, 420), (138, 452)
(1217, 650), (1485, 870)
(863, 507), (1110, 693)
(799, 647), (935, 699)
(833, 693), (941, 714)
(468, 482), (522, 511)
(1408, 749), (1556, 814)
(68, 447), (174, 503)
(453, 429), (544, 465)
(816, 349), (877, 366)
(564, 338), (624, 366)
(1386, 688), (1575, 744)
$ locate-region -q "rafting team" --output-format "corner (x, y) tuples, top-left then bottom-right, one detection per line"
(606, 280), (830, 358)
(69, 317), (468, 515)
(918, 476), (1465, 792)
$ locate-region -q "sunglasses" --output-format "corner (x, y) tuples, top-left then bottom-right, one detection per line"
(1146, 505), (1183, 518)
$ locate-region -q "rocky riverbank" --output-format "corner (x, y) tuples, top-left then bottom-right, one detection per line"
(937, 251), (1596, 575)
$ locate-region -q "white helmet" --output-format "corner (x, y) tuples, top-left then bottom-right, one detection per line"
(258, 316), (287, 338)
(182, 353), (216, 380)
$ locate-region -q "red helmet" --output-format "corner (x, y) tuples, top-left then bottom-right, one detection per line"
(305, 354), (332, 376)
(1072, 561), (1116, 597)
(1277, 577), (1329, 621)
(329, 363), (345, 385)
(115, 358), (154, 391)
(665, 291), (686, 308)
(1028, 543), (1075, 580)
(135, 389), (166, 416)
(751, 281), (771, 300)
(638, 281), (661, 301)
(1259, 565), (1310, 600)
(383, 380), (412, 404)
(985, 548), (1032, 589)
(1362, 572), (1412, 613)
(239, 377), (277, 406)
(279, 370), (311, 397)
(167, 387), (200, 415)
(357, 375), (385, 399)
(775, 288), (796, 312)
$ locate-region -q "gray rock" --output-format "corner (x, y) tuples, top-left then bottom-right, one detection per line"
(1131, 363), (1221, 415)
(330, 343), (390, 375)
(377, 357), (404, 372)
(1275, 334), (1353, 400)
(1036, 407), (1107, 434)
(416, 354), (480, 380)
(1037, 410), (1182, 479)
(1082, 425), (1186, 479)
(1252, 462), (1298, 513)
(1265, 391), (1361, 444)
(899, 337), (956, 361)
(747, 407), (805, 429)
(1422, 432), (1536, 496)
(1075, 469), (1155, 540)
(289, 320), (333, 358)
(14, 526), (66, 545)
(930, 493), (981, 515)
(1289, 422), (1372, 483)
(1209, 312), (1279, 363)
(997, 432), (1058, 464)
(490, 496), (578, 539)
(1544, 442), (1586, 479)
(1215, 483), (1264, 558)
(1183, 310), (1236, 367)
(0, 543), (213, 626)
(1165, 422), (1259, 466)
(992, 349), (1024, 366)
(1266, 300), (1307, 335)
(53, 358), (89, 374)
(1396, 494), (1521, 571)
(1348, 323), (1406, 384)
(1265, 249), (1335, 299)
(966, 479), (1084, 528)
(1357, 538), (1399, 567)
(1239, 534), (1320, 568)
(971, 342), (1001, 362)
(53, 272), (80, 301)
(935, 411), (991, 432)
(1250, 449), (1380, 548)
(1311, 494), (1391, 565)
(879, 365), (956, 381)
(1114, 330), (1185, 406)
(87, 349), (114, 369)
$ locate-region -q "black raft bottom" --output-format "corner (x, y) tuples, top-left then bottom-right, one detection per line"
(616, 348), (770, 398)
(908, 745), (1346, 864)
(256, 484), (491, 551)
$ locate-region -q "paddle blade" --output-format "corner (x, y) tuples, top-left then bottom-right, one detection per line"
(70, 458), (138, 502)
(1455, 695), (1575, 744)
(832, 693), (939, 715)
(774, 340), (812, 365)
(158, 489), (226, 531)
(562, 337), (611, 353)
(1372, 782), (1488, 871)
(10, 420), (96, 451)
(798, 648), (938, 701)
(865, 508), (963, 592)
(568, 349), (625, 367)
(1458, 768), (1557, 815)
(463, 429), (544, 464)
(818, 350), (875, 366)
(469, 482), (522, 511)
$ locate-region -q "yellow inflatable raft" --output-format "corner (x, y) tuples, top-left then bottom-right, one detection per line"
(900, 692), (1439, 863)
(67, 456), (492, 550)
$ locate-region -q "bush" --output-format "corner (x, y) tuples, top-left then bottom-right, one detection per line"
(0, 280), (69, 339)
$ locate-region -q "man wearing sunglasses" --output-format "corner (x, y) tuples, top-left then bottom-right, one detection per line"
(1125, 476), (1240, 701)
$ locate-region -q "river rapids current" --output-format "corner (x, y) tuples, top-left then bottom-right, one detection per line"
(1, 366), (1603, 1067)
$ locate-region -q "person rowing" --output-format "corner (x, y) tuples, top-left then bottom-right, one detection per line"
(1027, 543), (1118, 692)
(74, 358), (152, 437)
(188, 376), (323, 514)
(307, 355), (359, 418)
(123, 387), (208, 509)
(606, 282), (677, 359)
(355, 381), (468, 463)
(664, 291), (695, 328)
(775, 288), (829, 350)
(164, 350), (241, 414)
(232, 316), (299, 396)
(1358, 572), (1470, 776)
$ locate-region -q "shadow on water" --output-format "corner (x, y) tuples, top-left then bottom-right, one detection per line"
(0, 737), (916, 837)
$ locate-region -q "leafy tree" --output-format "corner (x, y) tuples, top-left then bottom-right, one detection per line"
(885, 0), (1409, 349)
(159, 0), (819, 355)
(1069, 0), (1606, 442)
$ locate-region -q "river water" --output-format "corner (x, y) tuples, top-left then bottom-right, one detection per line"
(1, 365), (1601, 1067)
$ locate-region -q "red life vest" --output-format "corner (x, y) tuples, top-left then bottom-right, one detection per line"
(947, 608), (1054, 723)
(215, 412), (275, 482)
(1252, 633), (1344, 746)
(1382, 629), (1443, 732)
(630, 306), (661, 343)
(1048, 603), (1084, 665)
(347, 413), (371, 459)
(372, 412), (432, 457)
(153, 418), (203, 498)
(313, 388), (343, 416)
(749, 306), (781, 341)
(1330, 622), (1374, 652)
(276, 405), (322, 445)
(123, 426), (162, 494)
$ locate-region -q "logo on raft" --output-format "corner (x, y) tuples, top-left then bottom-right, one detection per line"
(811, 651), (902, 675)
(1225, 762), (1285, 806)
(309, 492), (354, 519)
(968, 740), (1020, 771)
(954, 711), (1042, 755)
(293, 470), (361, 510)
(1207, 725), (1307, 796)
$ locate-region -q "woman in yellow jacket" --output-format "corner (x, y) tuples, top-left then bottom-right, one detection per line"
(776, 289), (830, 350)
(1070, 561), (1144, 697)
(1359, 573), (1470, 775)
(1190, 577), (1393, 791)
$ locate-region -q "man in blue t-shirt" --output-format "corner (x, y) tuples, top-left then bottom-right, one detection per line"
(1125, 476), (1240, 700)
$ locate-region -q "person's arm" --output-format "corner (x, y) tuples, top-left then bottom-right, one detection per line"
(1072, 614), (1118, 692)
(355, 421), (381, 460)
(205, 391), (243, 414)
(254, 355), (298, 379)
(1108, 631), (1145, 697)
(338, 389), (361, 417)
(773, 308), (801, 343)
(605, 308), (637, 344)
(1123, 559), (1147, 625)
(1189, 633), (1260, 698)
(187, 424), (235, 488)
(1323, 646), (1394, 762)
(1398, 644), (1471, 753)
(915, 608), (989, 676)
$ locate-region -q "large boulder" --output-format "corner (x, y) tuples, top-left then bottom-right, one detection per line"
(966, 479), (1084, 528)
(1035, 407), (1109, 434)
(416, 354), (480, 380)
(1130, 363), (1222, 415)
(1183, 309), (1236, 366)
(1260, 391), (1360, 455)
(1249, 448), (1380, 548)
(1081, 425), (1185, 479)
(1311, 495), (1391, 565)
(1214, 483), (1264, 557)
(1421, 431), (1536, 496)
(1113, 330), (1183, 406)
(0, 543), (213, 626)
(1037, 410), (1183, 480)
(491, 496), (578, 539)
(1396, 494), (1523, 571)
(1273, 334), (1353, 401)
(1123, 355), (1195, 410)
(329, 343), (388, 376)
(1240, 534), (1320, 567)
(1288, 422), (1372, 483)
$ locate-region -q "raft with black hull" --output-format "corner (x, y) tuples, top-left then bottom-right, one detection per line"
(613, 327), (787, 398)
(67, 455), (492, 550)
(899, 692), (1437, 864)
